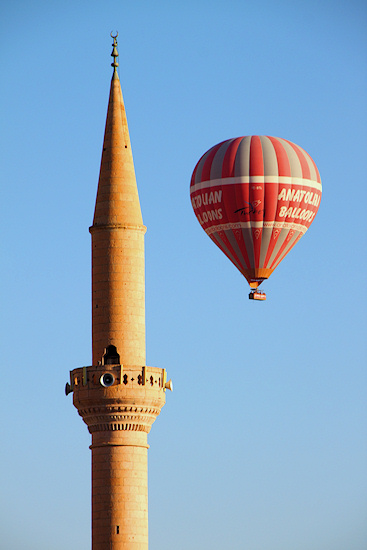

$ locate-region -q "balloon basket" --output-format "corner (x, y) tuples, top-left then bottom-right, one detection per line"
(249, 290), (266, 301)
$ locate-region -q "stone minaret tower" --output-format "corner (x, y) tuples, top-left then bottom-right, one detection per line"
(66, 34), (172, 550)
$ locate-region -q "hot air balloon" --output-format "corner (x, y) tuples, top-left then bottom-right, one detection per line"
(190, 136), (321, 300)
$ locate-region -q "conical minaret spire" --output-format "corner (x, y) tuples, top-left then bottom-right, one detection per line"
(93, 33), (143, 229)
(67, 35), (171, 550)
(90, 33), (146, 367)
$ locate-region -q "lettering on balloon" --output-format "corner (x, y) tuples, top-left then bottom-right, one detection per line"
(277, 187), (320, 223)
(196, 209), (223, 225)
(191, 190), (222, 209)
(191, 184), (321, 227)
(277, 188), (321, 207)
(278, 206), (316, 222)
(191, 189), (224, 226)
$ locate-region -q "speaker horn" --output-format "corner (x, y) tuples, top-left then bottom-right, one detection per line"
(100, 372), (115, 387)
(65, 382), (73, 396)
(164, 379), (173, 391)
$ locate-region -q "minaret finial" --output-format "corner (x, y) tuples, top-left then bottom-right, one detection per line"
(110, 31), (119, 75)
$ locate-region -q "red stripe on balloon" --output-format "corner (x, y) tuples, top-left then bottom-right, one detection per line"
(200, 142), (224, 183)
(269, 229), (293, 270)
(237, 229), (251, 270)
(190, 148), (209, 186)
(267, 136), (291, 176)
(249, 136), (264, 268)
(286, 140), (311, 180)
(190, 160), (200, 187)
(308, 154), (321, 184)
(249, 136), (264, 176)
(221, 137), (243, 178)
(263, 230), (279, 268)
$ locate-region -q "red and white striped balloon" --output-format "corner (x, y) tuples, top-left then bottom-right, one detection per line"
(190, 136), (322, 288)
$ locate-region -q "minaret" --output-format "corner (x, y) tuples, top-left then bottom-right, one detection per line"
(66, 34), (171, 550)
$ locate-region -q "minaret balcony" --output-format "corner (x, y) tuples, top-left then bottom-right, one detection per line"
(67, 365), (170, 434)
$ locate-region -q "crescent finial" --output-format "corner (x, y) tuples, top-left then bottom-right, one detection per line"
(110, 31), (119, 75)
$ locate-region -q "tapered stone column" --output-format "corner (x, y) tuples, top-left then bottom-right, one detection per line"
(66, 34), (171, 550)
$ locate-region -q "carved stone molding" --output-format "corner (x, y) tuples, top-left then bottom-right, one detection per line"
(70, 364), (166, 435)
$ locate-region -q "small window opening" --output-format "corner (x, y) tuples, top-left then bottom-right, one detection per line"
(103, 345), (120, 365)
(116, 525), (119, 534)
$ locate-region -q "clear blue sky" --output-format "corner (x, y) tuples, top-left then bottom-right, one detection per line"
(1, 1), (366, 549)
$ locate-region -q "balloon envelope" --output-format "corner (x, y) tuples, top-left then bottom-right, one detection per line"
(190, 136), (322, 288)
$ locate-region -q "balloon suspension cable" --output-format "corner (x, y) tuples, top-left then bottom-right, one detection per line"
(110, 31), (119, 75)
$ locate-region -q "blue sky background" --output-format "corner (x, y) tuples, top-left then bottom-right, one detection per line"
(1, 1), (366, 549)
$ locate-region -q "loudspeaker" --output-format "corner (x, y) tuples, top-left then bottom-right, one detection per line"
(100, 372), (115, 387)
(164, 379), (173, 391)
